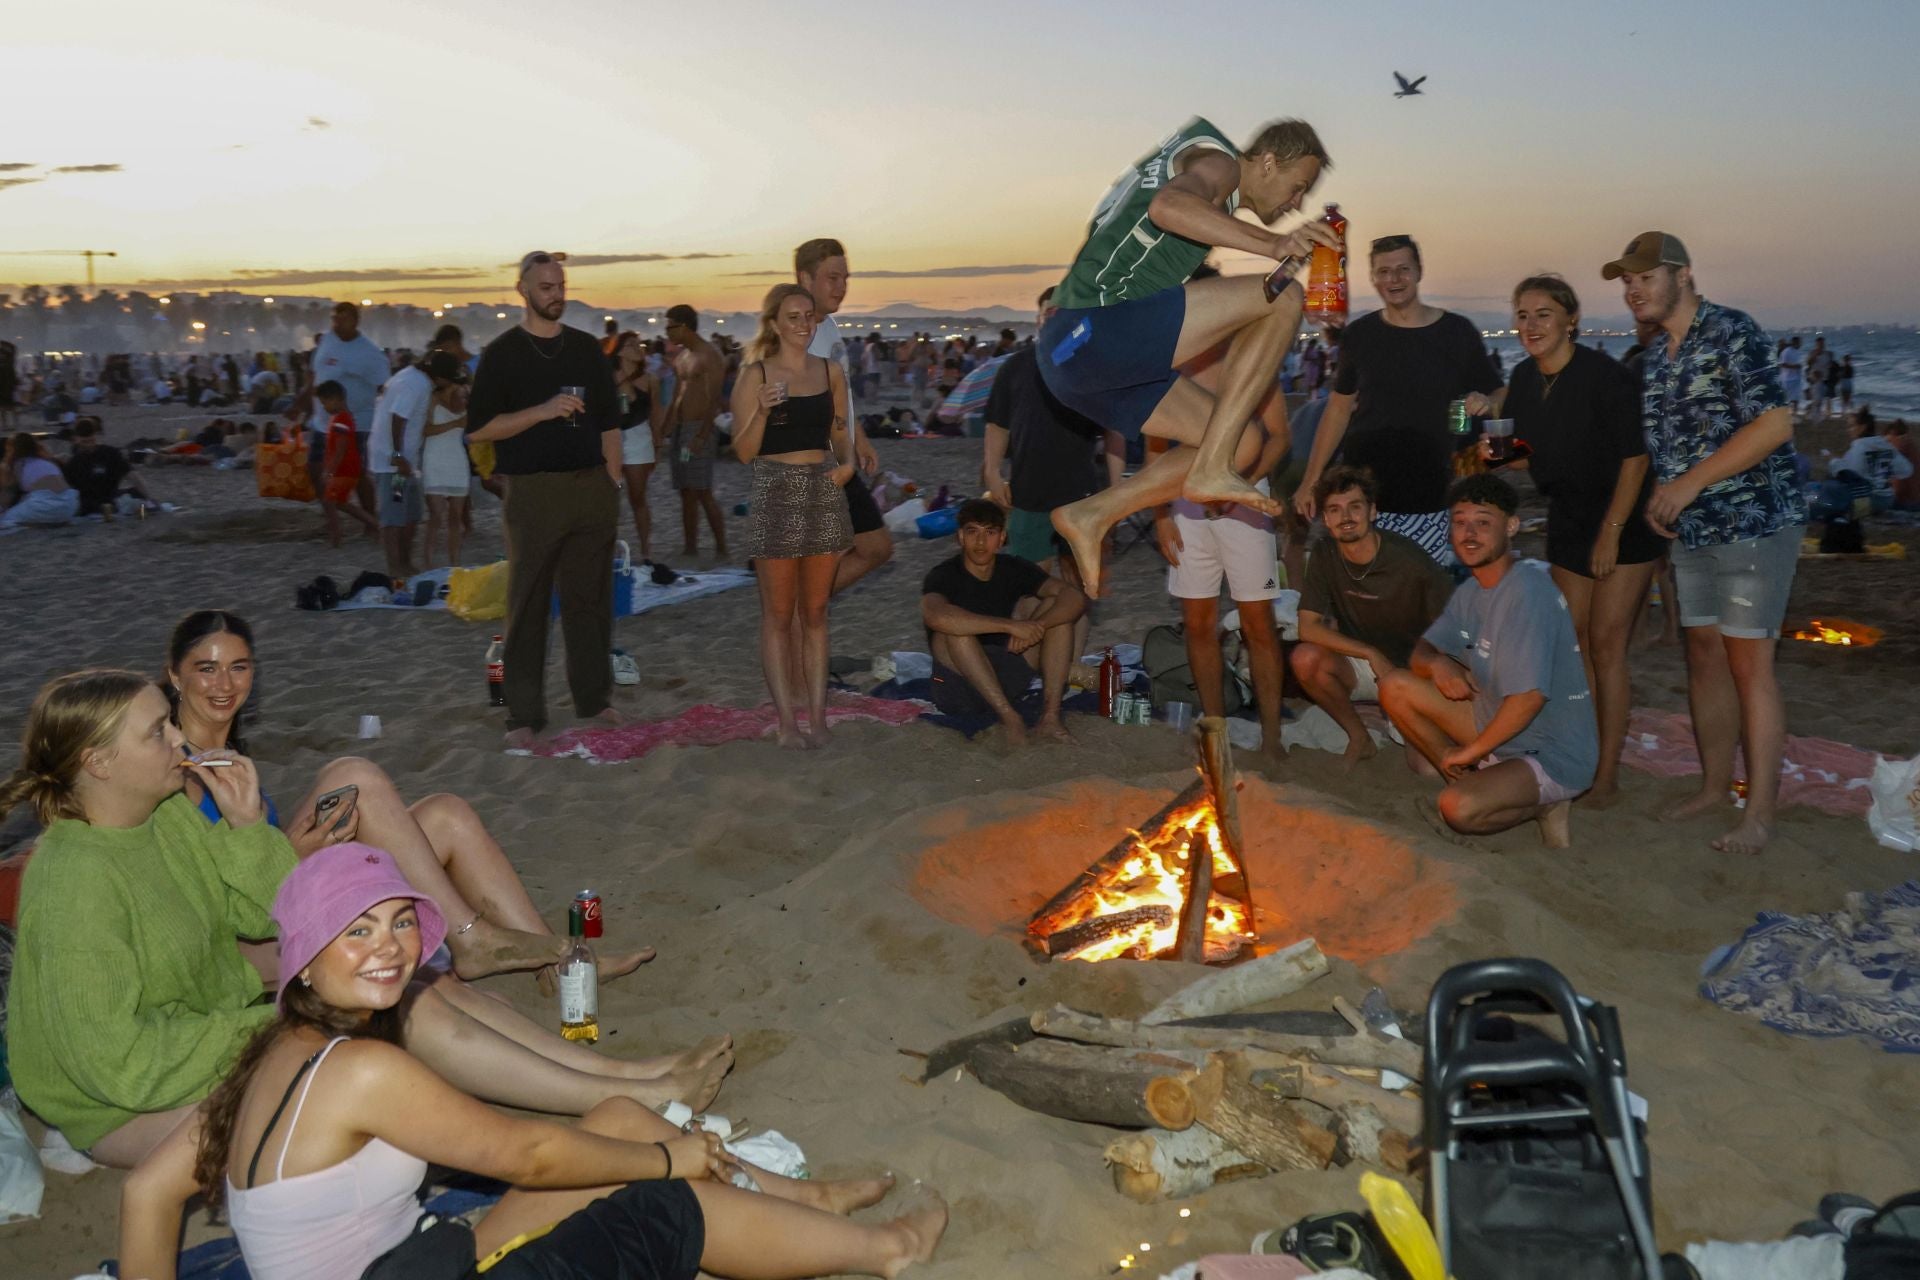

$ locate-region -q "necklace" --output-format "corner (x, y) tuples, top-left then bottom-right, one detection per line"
(1539, 349), (1572, 399)
(1338, 533), (1383, 583)
(519, 327), (564, 360)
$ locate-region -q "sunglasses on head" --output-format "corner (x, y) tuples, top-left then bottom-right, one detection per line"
(517, 250), (567, 276)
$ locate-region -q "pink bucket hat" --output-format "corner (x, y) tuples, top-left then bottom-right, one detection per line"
(272, 842), (447, 1009)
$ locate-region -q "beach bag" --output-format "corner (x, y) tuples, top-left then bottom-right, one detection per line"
(447, 561), (510, 622)
(1867, 751), (1920, 852)
(1143, 623), (1247, 715)
(550, 541), (640, 619)
(255, 426), (314, 503)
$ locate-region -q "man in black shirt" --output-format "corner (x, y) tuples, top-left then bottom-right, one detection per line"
(62, 416), (150, 515)
(921, 499), (1087, 745)
(1294, 235), (1500, 563)
(467, 250), (625, 748)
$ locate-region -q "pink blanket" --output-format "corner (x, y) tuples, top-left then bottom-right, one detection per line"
(528, 693), (926, 763)
(1621, 707), (1882, 816)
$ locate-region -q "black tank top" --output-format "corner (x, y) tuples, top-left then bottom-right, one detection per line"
(758, 359), (834, 455)
(621, 382), (651, 429)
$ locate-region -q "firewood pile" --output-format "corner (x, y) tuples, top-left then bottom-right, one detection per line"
(920, 939), (1425, 1202)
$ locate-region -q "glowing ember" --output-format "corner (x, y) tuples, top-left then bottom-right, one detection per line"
(1028, 796), (1256, 963)
(1790, 619), (1882, 647)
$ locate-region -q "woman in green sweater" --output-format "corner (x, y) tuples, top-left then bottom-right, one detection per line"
(3, 671), (731, 1168)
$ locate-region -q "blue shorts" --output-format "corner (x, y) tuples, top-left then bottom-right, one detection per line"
(1038, 287), (1187, 440)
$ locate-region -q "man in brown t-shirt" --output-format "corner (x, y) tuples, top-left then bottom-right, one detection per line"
(1290, 465), (1452, 767)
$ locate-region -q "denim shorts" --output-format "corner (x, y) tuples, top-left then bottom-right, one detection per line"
(1670, 524), (1805, 638)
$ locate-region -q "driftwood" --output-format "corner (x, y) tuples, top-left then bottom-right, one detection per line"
(1103, 1126), (1266, 1203)
(919, 1016), (1034, 1082)
(1042, 905), (1174, 959)
(1143, 1054), (1335, 1172)
(1033, 1005), (1425, 1080)
(1143, 937), (1330, 1025)
(1249, 1058), (1423, 1135)
(967, 1039), (1205, 1129)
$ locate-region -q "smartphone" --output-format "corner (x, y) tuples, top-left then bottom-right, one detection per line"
(1263, 256), (1302, 303)
(312, 783), (359, 834)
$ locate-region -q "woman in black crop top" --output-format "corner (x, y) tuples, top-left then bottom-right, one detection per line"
(730, 284), (855, 749)
(612, 333), (664, 560)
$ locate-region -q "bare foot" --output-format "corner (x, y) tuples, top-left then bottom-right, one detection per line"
(882, 1187), (949, 1279)
(775, 724), (808, 750)
(599, 946), (657, 981)
(536, 965), (557, 998)
(1536, 800), (1573, 849)
(787, 1171), (897, 1215)
(803, 720), (833, 748)
(1711, 815), (1773, 856)
(503, 726), (539, 752)
(1181, 465), (1285, 516)
(1582, 780), (1623, 809)
(617, 1033), (735, 1081)
(622, 1049), (734, 1112)
(1049, 503), (1108, 599)
(1252, 741), (1290, 774)
(585, 706), (628, 727)
(995, 711), (1029, 747)
(449, 920), (568, 980)
(1031, 714), (1076, 745)
(1337, 734), (1379, 774)
(1663, 786), (1734, 821)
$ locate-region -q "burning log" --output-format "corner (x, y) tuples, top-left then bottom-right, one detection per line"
(1027, 780), (1209, 927)
(967, 1039), (1206, 1129)
(1032, 1005), (1425, 1079)
(1142, 937), (1329, 1025)
(1042, 906), (1175, 960)
(1142, 1054), (1337, 1174)
(1103, 1126), (1267, 1203)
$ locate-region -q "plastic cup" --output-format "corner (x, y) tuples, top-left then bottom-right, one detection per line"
(1165, 700), (1195, 732)
(358, 714), (382, 740)
(769, 381), (789, 404)
(1484, 418), (1515, 462)
(560, 384), (586, 425)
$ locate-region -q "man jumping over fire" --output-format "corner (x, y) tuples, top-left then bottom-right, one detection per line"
(1038, 116), (1339, 596)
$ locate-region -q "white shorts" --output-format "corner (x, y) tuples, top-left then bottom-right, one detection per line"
(1344, 655), (1380, 701)
(1166, 512), (1281, 602)
(1498, 754), (1582, 805)
(621, 425), (656, 466)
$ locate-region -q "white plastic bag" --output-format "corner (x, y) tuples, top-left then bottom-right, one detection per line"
(881, 497), (928, 534)
(1867, 751), (1920, 852)
(0, 1102), (45, 1224)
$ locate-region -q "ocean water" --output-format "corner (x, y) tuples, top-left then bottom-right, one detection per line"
(1481, 326), (1920, 419)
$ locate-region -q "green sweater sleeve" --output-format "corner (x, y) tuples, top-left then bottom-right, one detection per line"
(199, 808), (297, 939)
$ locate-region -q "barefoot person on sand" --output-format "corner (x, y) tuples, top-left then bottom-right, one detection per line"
(116, 841), (946, 1280)
(1609, 231), (1805, 855)
(1290, 466), (1453, 770)
(1379, 475), (1597, 849)
(1476, 275), (1662, 806)
(1036, 117), (1339, 596)
(466, 251), (627, 750)
(3, 673), (733, 1172)
(661, 304), (730, 559)
(921, 500), (1086, 745)
(731, 284), (855, 750)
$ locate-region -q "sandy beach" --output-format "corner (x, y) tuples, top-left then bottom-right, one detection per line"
(2, 398), (1917, 1279)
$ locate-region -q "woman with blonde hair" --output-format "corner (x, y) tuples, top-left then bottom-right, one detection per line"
(728, 285), (853, 749)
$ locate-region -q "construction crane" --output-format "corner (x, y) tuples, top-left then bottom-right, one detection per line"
(0, 249), (119, 288)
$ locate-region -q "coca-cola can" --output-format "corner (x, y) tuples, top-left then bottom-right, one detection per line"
(574, 889), (603, 938)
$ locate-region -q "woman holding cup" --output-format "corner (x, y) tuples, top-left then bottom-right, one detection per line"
(1468, 274), (1661, 805)
(729, 284), (854, 749)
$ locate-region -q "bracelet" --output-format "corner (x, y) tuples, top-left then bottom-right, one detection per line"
(655, 1141), (673, 1179)
(453, 914), (480, 937)
(1604, 520), (1626, 528)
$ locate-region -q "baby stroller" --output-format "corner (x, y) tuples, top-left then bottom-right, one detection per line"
(1423, 957), (1666, 1280)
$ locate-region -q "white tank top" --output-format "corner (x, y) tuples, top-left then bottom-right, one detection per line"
(225, 1037), (429, 1280)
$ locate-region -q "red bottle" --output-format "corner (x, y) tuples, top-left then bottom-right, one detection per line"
(1098, 647), (1121, 718)
(1304, 203), (1348, 326)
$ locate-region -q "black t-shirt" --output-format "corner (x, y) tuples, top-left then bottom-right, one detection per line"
(1506, 345), (1647, 510)
(1298, 529), (1453, 667)
(986, 346), (1105, 512)
(921, 552), (1049, 649)
(1333, 310), (1500, 513)
(62, 444), (129, 510)
(467, 326), (619, 475)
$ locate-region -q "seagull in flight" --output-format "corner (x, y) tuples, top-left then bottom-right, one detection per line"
(1393, 71), (1427, 98)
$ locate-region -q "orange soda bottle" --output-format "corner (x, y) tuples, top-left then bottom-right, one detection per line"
(1304, 203), (1348, 326)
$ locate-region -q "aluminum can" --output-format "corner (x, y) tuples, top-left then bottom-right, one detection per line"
(1112, 692), (1134, 724)
(1447, 398), (1471, 436)
(1130, 696), (1153, 726)
(574, 889), (603, 939)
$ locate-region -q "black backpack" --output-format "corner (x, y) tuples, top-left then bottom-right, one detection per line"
(1847, 1192), (1920, 1280)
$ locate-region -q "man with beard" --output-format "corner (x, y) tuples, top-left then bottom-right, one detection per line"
(1290, 465), (1452, 769)
(1607, 231), (1802, 856)
(1379, 474), (1596, 848)
(466, 251), (624, 748)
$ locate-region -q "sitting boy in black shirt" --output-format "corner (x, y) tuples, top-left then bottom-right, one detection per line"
(62, 416), (151, 514)
(920, 499), (1087, 745)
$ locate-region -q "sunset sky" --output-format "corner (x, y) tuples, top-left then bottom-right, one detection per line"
(5, 0), (1918, 324)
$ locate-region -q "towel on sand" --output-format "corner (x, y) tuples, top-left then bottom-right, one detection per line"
(1701, 879), (1920, 1053)
(1620, 708), (1883, 816)
(525, 693), (924, 762)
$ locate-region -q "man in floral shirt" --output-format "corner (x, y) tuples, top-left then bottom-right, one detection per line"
(1606, 231), (1804, 857)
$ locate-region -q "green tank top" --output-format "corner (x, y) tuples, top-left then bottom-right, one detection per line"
(1052, 117), (1240, 310)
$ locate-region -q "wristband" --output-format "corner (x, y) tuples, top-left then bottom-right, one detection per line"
(655, 1141), (673, 1179)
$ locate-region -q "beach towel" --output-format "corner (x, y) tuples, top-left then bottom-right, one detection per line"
(100, 1186), (502, 1279)
(1620, 707), (1883, 816)
(1700, 879), (1920, 1053)
(524, 692), (924, 762)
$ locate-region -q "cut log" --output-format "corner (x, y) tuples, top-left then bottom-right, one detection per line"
(1330, 1102), (1420, 1175)
(918, 1016), (1035, 1082)
(1174, 828), (1214, 966)
(1249, 1058), (1423, 1135)
(1143, 937), (1330, 1025)
(966, 1039), (1205, 1128)
(1033, 1005), (1425, 1079)
(1192, 1056), (1337, 1172)
(1041, 906), (1175, 959)
(1143, 1054), (1229, 1130)
(1194, 714), (1255, 932)
(1103, 1126), (1267, 1203)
